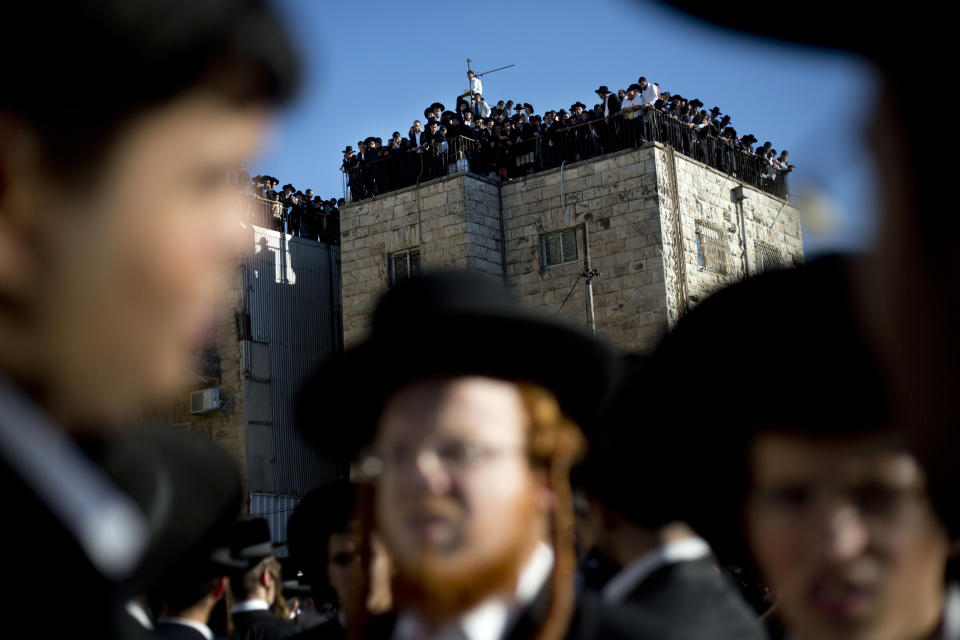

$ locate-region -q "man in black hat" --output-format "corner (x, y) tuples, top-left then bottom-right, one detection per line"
(230, 518), (302, 640)
(0, 1), (297, 638)
(595, 86), (621, 119)
(287, 483), (393, 639)
(645, 257), (957, 640)
(153, 544), (243, 640)
(296, 272), (677, 640)
(341, 147), (360, 202)
(574, 355), (766, 640)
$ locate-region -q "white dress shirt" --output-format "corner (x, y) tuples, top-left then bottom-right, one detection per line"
(621, 94), (643, 119)
(392, 543), (554, 640)
(469, 76), (483, 96)
(641, 84), (660, 106)
(157, 617), (215, 640)
(602, 536), (712, 604)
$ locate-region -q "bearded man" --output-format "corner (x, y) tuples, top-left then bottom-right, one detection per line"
(297, 271), (675, 640)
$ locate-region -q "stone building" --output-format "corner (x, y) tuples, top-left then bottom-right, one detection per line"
(340, 142), (802, 352)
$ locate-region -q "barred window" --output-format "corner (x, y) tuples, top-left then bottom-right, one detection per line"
(388, 249), (420, 287)
(695, 221), (728, 275)
(540, 228), (579, 268)
(756, 241), (785, 273)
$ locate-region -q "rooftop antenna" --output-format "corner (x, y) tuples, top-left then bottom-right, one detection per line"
(465, 58), (516, 96)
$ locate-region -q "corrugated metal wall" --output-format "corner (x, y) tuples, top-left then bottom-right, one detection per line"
(242, 227), (342, 495)
(249, 492), (302, 547)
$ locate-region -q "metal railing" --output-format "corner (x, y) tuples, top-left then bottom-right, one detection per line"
(243, 195), (340, 245)
(341, 136), (478, 201)
(340, 109), (790, 200)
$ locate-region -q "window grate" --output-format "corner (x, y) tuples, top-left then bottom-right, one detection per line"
(540, 228), (579, 268)
(756, 241), (785, 273)
(388, 249), (421, 287)
(695, 221), (728, 275)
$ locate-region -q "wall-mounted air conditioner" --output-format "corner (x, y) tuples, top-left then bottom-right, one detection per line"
(189, 388), (220, 415)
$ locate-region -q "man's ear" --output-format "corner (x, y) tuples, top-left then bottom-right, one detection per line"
(261, 568), (271, 589)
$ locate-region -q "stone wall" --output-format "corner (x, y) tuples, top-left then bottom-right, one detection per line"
(338, 142), (802, 354)
(655, 145), (803, 325)
(143, 258), (249, 496)
(500, 146), (670, 352)
(340, 172), (502, 347)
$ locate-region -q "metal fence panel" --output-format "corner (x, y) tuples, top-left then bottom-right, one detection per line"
(242, 226), (342, 495)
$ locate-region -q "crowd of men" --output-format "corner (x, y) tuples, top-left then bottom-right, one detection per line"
(3, 2), (955, 640)
(238, 171), (343, 243)
(341, 73), (796, 201)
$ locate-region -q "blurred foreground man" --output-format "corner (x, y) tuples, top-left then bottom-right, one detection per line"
(298, 272), (675, 640)
(287, 483), (393, 639)
(574, 355), (765, 640)
(649, 257), (958, 640)
(0, 0), (298, 637)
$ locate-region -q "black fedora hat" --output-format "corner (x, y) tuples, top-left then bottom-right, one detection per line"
(100, 427), (243, 595)
(642, 256), (914, 564)
(229, 517), (286, 563)
(574, 354), (680, 530)
(429, 101), (445, 111)
(689, 98), (704, 108)
(741, 133), (757, 144)
(709, 106), (721, 114)
(342, 146), (353, 154)
(296, 271), (615, 463)
(595, 86), (611, 95)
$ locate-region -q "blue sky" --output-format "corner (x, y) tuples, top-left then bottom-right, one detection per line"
(251, 0), (880, 255)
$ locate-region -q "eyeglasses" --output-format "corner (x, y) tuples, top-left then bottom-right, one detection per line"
(748, 481), (928, 526)
(369, 439), (524, 476)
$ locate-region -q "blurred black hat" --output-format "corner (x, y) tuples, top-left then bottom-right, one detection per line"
(296, 271), (615, 463)
(709, 106), (721, 114)
(740, 134), (757, 144)
(574, 354), (681, 529)
(342, 146), (353, 154)
(595, 86), (611, 95)
(689, 98), (703, 108)
(429, 101), (445, 111)
(101, 427), (243, 594)
(642, 256), (906, 565)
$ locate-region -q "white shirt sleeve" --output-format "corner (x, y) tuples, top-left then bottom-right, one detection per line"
(470, 77), (483, 95)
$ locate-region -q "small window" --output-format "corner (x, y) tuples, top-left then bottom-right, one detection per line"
(755, 241), (785, 273)
(540, 228), (579, 268)
(695, 221), (728, 275)
(388, 249), (421, 287)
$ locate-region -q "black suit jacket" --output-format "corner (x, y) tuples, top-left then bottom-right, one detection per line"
(362, 585), (680, 640)
(605, 94), (621, 116)
(232, 609), (301, 640)
(156, 621), (217, 640)
(616, 556), (765, 640)
(2, 441), (152, 640)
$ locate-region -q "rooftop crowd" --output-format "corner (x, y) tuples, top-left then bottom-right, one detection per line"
(341, 71), (795, 202)
(237, 169), (344, 244)
(5, 2), (956, 640)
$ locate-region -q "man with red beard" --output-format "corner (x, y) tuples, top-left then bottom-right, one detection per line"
(297, 271), (675, 640)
